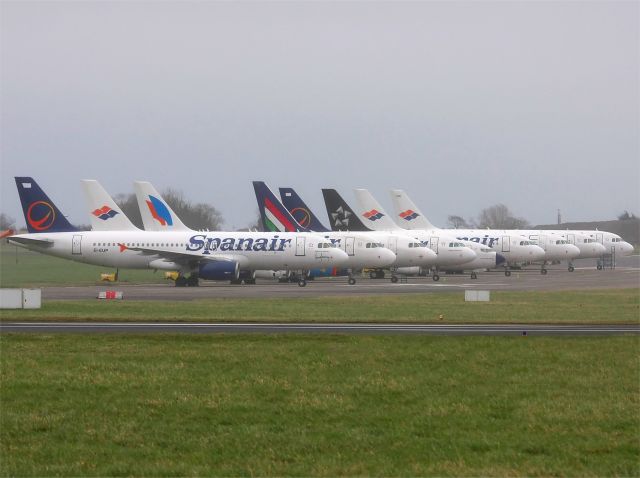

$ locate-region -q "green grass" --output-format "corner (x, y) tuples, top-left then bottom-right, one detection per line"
(1, 288), (638, 324)
(0, 242), (166, 287)
(1, 334), (638, 476)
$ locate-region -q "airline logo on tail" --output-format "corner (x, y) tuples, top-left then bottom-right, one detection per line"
(27, 201), (56, 231)
(146, 195), (173, 226)
(331, 207), (351, 227)
(92, 206), (119, 221)
(290, 207), (311, 228)
(399, 209), (420, 221)
(264, 197), (296, 232)
(363, 209), (384, 221)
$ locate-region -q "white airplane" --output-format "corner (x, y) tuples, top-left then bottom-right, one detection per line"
(321, 189), (483, 281)
(344, 189), (505, 280)
(252, 181), (400, 284)
(388, 189), (583, 275)
(9, 177), (348, 287)
(133, 180), (397, 285)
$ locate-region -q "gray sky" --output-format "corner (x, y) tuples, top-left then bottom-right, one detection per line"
(1, 1), (638, 230)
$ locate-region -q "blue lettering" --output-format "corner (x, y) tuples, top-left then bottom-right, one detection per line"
(187, 235), (206, 252)
(203, 238), (221, 255)
(236, 238), (254, 251)
(269, 235), (279, 252)
(278, 238), (292, 251)
(488, 237), (498, 247)
(253, 238), (268, 251)
(220, 238), (235, 251)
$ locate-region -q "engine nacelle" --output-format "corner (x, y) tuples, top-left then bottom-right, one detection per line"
(198, 261), (239, 281)
(393, 266), (423, 276)
(149, 259), (183, 271)
(254, 270), (289, 280)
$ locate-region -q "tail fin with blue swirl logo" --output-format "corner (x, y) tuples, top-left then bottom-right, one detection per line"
(278, 188), (330, 232)
(15, 177), (78, 233)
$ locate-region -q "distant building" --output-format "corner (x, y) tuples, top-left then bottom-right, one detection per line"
(535, 219), (640, 246)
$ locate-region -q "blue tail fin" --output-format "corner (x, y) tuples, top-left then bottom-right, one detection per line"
(321, 189), (372, 232)
(252, 181), (309, 233)
(279, 188), (330, 232)
(15, 177), (78, 233)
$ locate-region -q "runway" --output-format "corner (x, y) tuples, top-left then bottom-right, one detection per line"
(2, 322), (639, 335)
(40, 258), (640, 301)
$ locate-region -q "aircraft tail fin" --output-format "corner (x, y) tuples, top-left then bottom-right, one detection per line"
(389, 189), (437, 230)
(81, 180), (141, 231)
(133, 181), (190, 231)
(353, 189), (403, 231)
(321, 189), (371, 232)
(15, 177), (78, 233)
(279, 187), (330, 232)
(252, 181), (309, 233)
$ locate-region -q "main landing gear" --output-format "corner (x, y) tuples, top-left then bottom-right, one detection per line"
(298, 278), (307, 287)
(175, 274), (199, 287)
(568, 262), (575, 272)
(470, 272), (478, 280)
(369, 270), (385, 279)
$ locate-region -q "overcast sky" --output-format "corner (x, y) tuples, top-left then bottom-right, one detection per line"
(1, 1), (638, 230)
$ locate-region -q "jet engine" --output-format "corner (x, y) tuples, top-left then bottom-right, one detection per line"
(198, 261), (239, 280)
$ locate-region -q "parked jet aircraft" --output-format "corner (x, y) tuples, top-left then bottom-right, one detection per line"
(278, 186), (450, 281)
(321, 189), (486, 281)
(388, 189), (580, 275)
(253, 181), (398, 284)
(9, 178), (348, 287)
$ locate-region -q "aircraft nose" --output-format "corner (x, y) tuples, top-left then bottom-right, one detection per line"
(621, 241), (634, 255)
(496, 253), (507, 266)
(462, 247), (476, 261)
(593, 242), (607, 254)
(567, 244), (581, 259)
(531, 245), (546, 261)
(331, 248), (349, 266)
(377, 248), (396, 267)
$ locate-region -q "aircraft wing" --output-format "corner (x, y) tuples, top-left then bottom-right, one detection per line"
(119, 244), (242, 265)
(8, 236), (54, 248)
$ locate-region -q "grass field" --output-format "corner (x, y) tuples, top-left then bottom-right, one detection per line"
(0, 242), (165, 287)
(1, 334), (638, 476)
(1, 288), (638, 324)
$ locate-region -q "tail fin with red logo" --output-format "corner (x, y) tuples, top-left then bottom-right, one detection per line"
(15, 177), (78, 233)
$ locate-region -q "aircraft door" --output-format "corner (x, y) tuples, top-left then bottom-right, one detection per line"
(429, 237), (439, 254)
(72, 235), (82, 255)
(345, 237), (355, 256)
(567, 233), (575, 245)
(501, 236), (510, 253)
(595, 233), (604, 244)
(295, 236), (306, 256)
(387, 237), (397, 254)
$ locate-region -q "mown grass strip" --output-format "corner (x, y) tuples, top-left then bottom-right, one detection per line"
(1, 289), (638, 323)
(1, 334), (638, 476)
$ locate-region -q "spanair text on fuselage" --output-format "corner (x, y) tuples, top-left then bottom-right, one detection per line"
(9, 231), (344, 271)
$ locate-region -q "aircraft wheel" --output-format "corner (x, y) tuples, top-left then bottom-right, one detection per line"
(471, 272), (477, 279)
(187, 276), (199, 287)
(391, 276), (398, 283)
(432, 274), (440, 282)
(505, 270), (511, 277)
(298, 279), (307, 287)
(597, 264), (603, 270)
(568, 265), (575, 272)
(175, 276), (188, 287)
(348, 277), (356, 285)
(541, 268), (548, 275)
